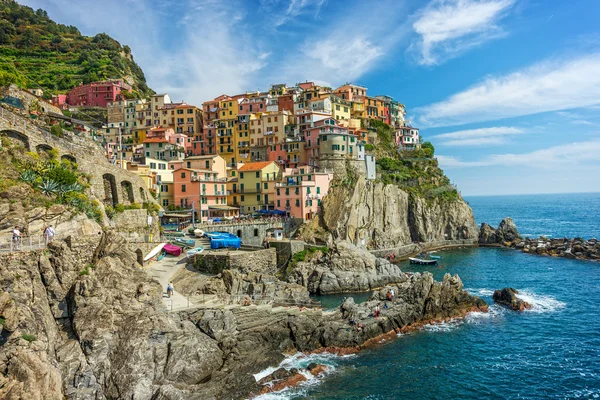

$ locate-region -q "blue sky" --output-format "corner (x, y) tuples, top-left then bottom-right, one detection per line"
(20, 0), (600, 196)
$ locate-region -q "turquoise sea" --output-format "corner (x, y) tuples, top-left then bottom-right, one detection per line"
(259, 193), (600, 399)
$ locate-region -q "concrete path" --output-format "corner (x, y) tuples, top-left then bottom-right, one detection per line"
(147, 254), (193, 311)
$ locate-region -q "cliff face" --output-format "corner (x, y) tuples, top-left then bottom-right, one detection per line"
(308, 175), (477, 249)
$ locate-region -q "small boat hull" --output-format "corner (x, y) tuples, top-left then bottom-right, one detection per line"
(409, 257), (438, 265)
(186, 247), (204, 257)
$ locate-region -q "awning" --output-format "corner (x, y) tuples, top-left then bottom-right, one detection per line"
(208, 205), (240, 210)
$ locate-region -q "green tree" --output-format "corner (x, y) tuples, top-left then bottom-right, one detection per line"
(0, 20), (16, 44)
(422, 141), (435, 157)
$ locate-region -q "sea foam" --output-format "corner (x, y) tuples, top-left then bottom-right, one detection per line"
(515, 290), (566, 313)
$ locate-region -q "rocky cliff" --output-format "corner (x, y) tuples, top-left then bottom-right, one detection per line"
(299, 175), (477, 249)
(0, 233), (487, 399)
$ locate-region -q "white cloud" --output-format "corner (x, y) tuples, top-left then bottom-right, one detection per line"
(438, 140), (600, 168)
(411, 0), (514, 65)
(272, 0), (327, 28)
(433, 126), (524, 146)
(417, 53), (600, 127)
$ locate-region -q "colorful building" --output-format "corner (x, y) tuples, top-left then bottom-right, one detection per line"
(237, 161), (281, 214)
(275, 166), (333, 221)
(66, 80), (132, 107)
(395, 126), (420, 150)
(172, 168), (234, 221)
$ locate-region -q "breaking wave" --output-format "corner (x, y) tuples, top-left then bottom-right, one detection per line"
(515, 290), (566, 313)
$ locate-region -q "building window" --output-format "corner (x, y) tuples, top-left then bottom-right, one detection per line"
(255, 171), (260, 178)
(256, 195), (261, 201)
(162, 199), (169, 206)
(240, 172), (244, 179)
(295, 199), (300, 207)
(254, 228), (259, 237)
(263, 182), (268, 189)
(181, 184), (186, 192)
(181, 172), (186, 178)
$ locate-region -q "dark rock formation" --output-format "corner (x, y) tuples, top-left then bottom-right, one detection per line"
(479, 218), (521, 245)
(481, 219), (599, 261)
(493, 288), (531, 311)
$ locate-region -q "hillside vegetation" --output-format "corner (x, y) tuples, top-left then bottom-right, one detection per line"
(366, 120), (459, 202)
(0, 0), (153, 98)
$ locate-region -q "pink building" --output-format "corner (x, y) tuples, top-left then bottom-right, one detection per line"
(275, 166), (333, 221)
(239, 96), (267, 114)
(51, 94), (67, 109)
(304, 118), (347, 167)
(395, 126), (420, 150)
(66, 80), (132, 107)
(172, 167), (235, 221)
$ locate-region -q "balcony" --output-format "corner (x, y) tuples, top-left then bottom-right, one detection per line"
(240, 187), (262, 194)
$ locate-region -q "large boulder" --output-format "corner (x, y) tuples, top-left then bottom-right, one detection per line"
(497, 218), (521, 243)
(479, 218), (521, 245)
(493, 288), (531, 311)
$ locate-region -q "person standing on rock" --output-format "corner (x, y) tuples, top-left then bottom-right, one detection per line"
(375, 304), (380, 318)
(167, 282), (174, 298)
(390, 289), (395, 301)
(44, 225), (55, 244)
(12, 226), (21, 250)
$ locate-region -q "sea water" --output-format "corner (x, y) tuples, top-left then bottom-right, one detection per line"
(259, 193), (600, 399)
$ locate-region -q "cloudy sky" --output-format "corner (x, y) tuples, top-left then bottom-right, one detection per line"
(20, 0), (600, 196)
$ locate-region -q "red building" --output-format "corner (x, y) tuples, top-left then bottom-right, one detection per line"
(66, 80), (132, 107)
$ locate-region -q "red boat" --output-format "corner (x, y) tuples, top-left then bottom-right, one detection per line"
(163, 244), (182, 256)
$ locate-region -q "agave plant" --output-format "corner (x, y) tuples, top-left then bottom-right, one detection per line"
(65, 182), (84, 193)
(19, 169), (37, 183)
(38, 179), (60, 196)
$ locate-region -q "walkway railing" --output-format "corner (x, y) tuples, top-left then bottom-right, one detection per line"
(0, 234), (61, 253)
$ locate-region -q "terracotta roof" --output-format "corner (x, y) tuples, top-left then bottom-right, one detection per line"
(143, 138), (169, 143)
(238, 161), (275, 171)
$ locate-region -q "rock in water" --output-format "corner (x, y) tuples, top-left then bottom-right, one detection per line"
(493, 288), (531, 311)
(497, 218), (521, 243)
(478, 223), (498, 244)
(479, 218), (521, 245)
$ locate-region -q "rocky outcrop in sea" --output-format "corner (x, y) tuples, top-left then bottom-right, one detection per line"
(479, 218), (599, 261)
(493, 287), (531, 311)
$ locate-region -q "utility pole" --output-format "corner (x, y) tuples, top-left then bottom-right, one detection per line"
(192, 201), (195, 228)
(119, 127), (123, 168)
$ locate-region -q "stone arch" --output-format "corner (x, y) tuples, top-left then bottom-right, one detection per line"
(237, 229), (242, 238)
(102, 173), (119, 206)
(120, 180), (134, 204)
(0, 129), (30, 150)
(139, 187), (147, 202)
(135, 248), (144, 266)
(36, 143), (54, 156)
(61, 154), (77, 164)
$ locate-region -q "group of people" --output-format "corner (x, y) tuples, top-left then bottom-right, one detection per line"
(10, 225), (55, 250)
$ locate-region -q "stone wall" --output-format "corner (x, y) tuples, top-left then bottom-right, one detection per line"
(269, 240), (305, 266)
(1, 84), (63, 115)
(369, 239), (478, 260)
(191, 248), (277, 275)
(0, 105), (159, 236)
(195, 221), (284, 247)
(111, 209), (160, 239)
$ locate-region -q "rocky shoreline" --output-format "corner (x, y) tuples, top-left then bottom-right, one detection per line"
(479, 218), (599, 262)
(0, 233), (487, 399)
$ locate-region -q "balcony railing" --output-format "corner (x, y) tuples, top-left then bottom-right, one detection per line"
(240, 187), (262, 194)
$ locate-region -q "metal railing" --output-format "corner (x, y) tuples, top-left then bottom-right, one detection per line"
(0, 233), (64, 253)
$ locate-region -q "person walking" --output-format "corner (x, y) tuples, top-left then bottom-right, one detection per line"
(44, 225), (55, 245)
(12, 226), (21, 251)
(166, 282), (174, 298)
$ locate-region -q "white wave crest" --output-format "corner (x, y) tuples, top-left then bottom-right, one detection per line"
(465, 288), (494, 297)
(252, 351), (350, 399)
(514, 290), (566, 313)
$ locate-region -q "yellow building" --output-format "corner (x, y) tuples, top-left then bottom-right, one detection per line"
(126, 163), (154, 192)
(260, 110), (292, 146)
(237, 161), (281, 214)
(331, 95), (352, 122)
(216, 98), (240, 166)
(236, 114), (251, 164)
